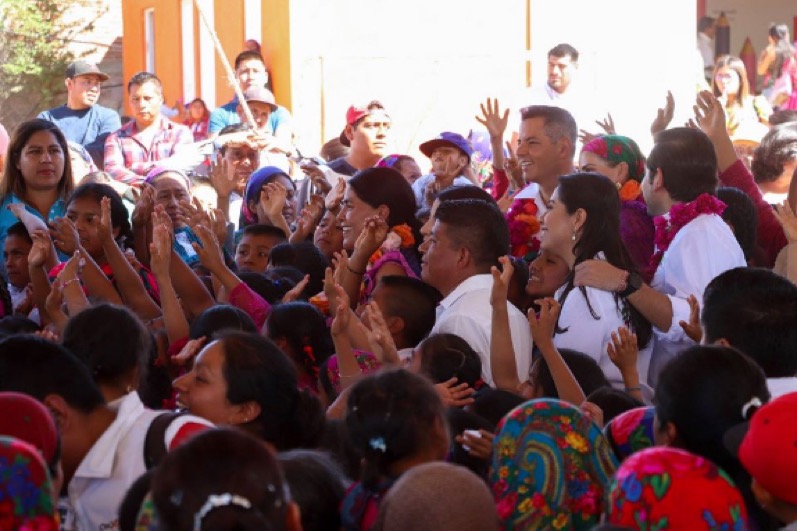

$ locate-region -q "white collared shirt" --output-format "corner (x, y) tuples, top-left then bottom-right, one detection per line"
(553, 257), (653, 389)
(63, 393), (212, 530)
(430, 274), (533, 386)
(648, 213), (746, 383)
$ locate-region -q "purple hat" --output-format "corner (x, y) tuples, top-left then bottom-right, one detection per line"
(419, 132), (473, 162)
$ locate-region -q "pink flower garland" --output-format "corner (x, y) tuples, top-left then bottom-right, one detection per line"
(651, 193), (726, 269)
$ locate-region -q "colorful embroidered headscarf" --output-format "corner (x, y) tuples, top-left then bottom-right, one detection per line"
(581, 135), (646, 183)
(376, 154), (406, 169)
(0, 436), (59, 531)
(607, 447), (749, 529)
(489, 399), (618, 530)
(605, 406), (656, 461)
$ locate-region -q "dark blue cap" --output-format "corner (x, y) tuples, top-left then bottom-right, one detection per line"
(419, 132), (473, 162)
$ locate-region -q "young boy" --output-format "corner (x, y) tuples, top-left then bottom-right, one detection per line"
(235, 224), (287, 273)
(369, 275), (442, 362)
(3, 222), (37, 322)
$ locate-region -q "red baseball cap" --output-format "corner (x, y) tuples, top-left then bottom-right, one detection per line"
(739, 392), (797, 504)
(338, 101), (389, 147)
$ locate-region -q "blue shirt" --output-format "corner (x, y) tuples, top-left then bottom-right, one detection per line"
(0, 195), (67, 275)
(38, 104), (121, 166)
(208, 97), (293, 135)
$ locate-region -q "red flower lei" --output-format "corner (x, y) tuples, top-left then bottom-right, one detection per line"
(507, 198), (542, 258)
(651, 193), (726, 269)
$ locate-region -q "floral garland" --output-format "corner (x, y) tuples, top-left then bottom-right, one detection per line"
(651, 193), (726, 269)
(367, 223), (415, 267)
(507, 198), (541, 259)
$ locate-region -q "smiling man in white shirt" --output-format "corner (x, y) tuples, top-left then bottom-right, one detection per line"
(420, 199), (532, 385)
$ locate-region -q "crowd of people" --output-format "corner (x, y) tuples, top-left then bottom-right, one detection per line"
(0, 30), (796, 531)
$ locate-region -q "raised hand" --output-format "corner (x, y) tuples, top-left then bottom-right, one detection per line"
(28, 230), (53, 269)
(282, 274), (310, 303)
(48, 216), (79, 255)
(330, 284), (351, 337)
(678, 294), (703, 343)
(607, 326), (639, 375)
(363, 301), (399, 364)
(191, 224), (225, 274)
(149, 223), (173, 279)
(774, 201), (797, 243)
(650, 90), (675, 136)
(490, 255), (514, 307)
(325, 178), (346, 213)
(504, 140), (524, 189)
(301, 164), (333, 195)
(435, 377), (476, 408)
(172, 337), (206, 367)
(580, 402), (605, 429)
(496, 188), (519, 213)
(353, 215), (389, 259)
(693, 90), (727, 139)
(260, 182), (288, 221)
(475, 98), (509, 139)
(596, 113), (616, 135)
(132, 183), (156, 228)
(209, 157), (237, 199)
(97, 196), (114, 244)
(528, 297), (561, 347)
(209, 207), (228, 244)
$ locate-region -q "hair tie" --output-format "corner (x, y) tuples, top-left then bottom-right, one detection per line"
(741, 397), (763, 420)
(193, 493), (252, 531)
(369, 437), (387, 453)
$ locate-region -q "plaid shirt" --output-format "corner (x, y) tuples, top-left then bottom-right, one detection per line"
(104, 116), (193, 184)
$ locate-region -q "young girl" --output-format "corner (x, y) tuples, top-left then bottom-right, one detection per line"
(341, 369), (449, 531)
(241, 166), (297, 236)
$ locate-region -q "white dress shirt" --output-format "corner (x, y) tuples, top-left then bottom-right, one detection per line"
(553, 271), (653, 389)
(648, 213), (746, 384)
(62, 393), (212, 530)
(431, 274), (533, 386)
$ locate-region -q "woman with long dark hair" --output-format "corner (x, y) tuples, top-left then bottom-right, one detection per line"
(538, 172), (653, 389)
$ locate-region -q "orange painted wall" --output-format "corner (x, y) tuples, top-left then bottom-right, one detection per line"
(121, 0), (184, 115)
(261, 0), (292, 110)
(213, 0), (245, 105)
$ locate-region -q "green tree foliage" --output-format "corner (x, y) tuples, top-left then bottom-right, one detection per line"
(0, 0), (100, 125)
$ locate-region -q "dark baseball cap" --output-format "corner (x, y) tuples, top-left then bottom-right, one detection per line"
(66, 60), (110, 82)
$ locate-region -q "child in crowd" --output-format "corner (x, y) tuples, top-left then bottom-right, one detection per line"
(235, 223), (286, 273)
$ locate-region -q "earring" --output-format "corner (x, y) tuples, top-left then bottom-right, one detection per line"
(572, 230), (577, 241)
(615, 182), (622, 190)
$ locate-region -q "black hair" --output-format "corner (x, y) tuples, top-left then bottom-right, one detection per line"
(555, 172), (652, 348)
(434, 199), (509, 271)
(277, 450), (348, 531)
(375, 276), (441, 346)
(655, 345), (773, 529)
(265, 302), (334, 384)
(446, 408), (495, 480)
(586, 387), (644, 425)
(647, 127), (718, 202)
(67, 182), (134, 249)
(519, 105), (578, 157)
(348, 167), (422, 243)
(0, 315), (40, 337)
(118, 470), (154, 531)
(468, 388), (525, 427)
(264, 265), (305, 287)
(548, 43), (579, 62)
(767, 24), (795, 79)
(6, 221), (32, 244)
(188, 304), (257, 340)
(345, 369), (446, 489)
(242, 223), (288, 241)
(0, 335), (105, 413)
(769, 109), (797, 126)
(437, 185), (497, 205)
(127, 71), (162, 93)
(218, 123), (254, 155)
(268, 241), (329, 298)
(532, 348), (610, 399)
(716, 187), (758, 261)
(62, 304), (150, 390)
(318, 419), (362, 482)
(217, 331), (326, 450)
(0, 287), (11, 323)
(152, 428), (290, 531)
(234, 50), (266, 71)
(416, 333), (483, 389)
(697, 16), (715, 32)
(702, 267), (797, 378)
(238, 272), (292, 304)
(751, 123), (797, 184)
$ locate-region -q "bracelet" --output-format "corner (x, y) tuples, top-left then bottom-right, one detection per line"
(347, 264), (366, 276)
(624, 386), (642, 392)
(616, 270), (630, 293)
(62, 277), (81, 289)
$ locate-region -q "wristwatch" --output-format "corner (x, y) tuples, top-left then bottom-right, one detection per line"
(619, 272), (643, 298)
